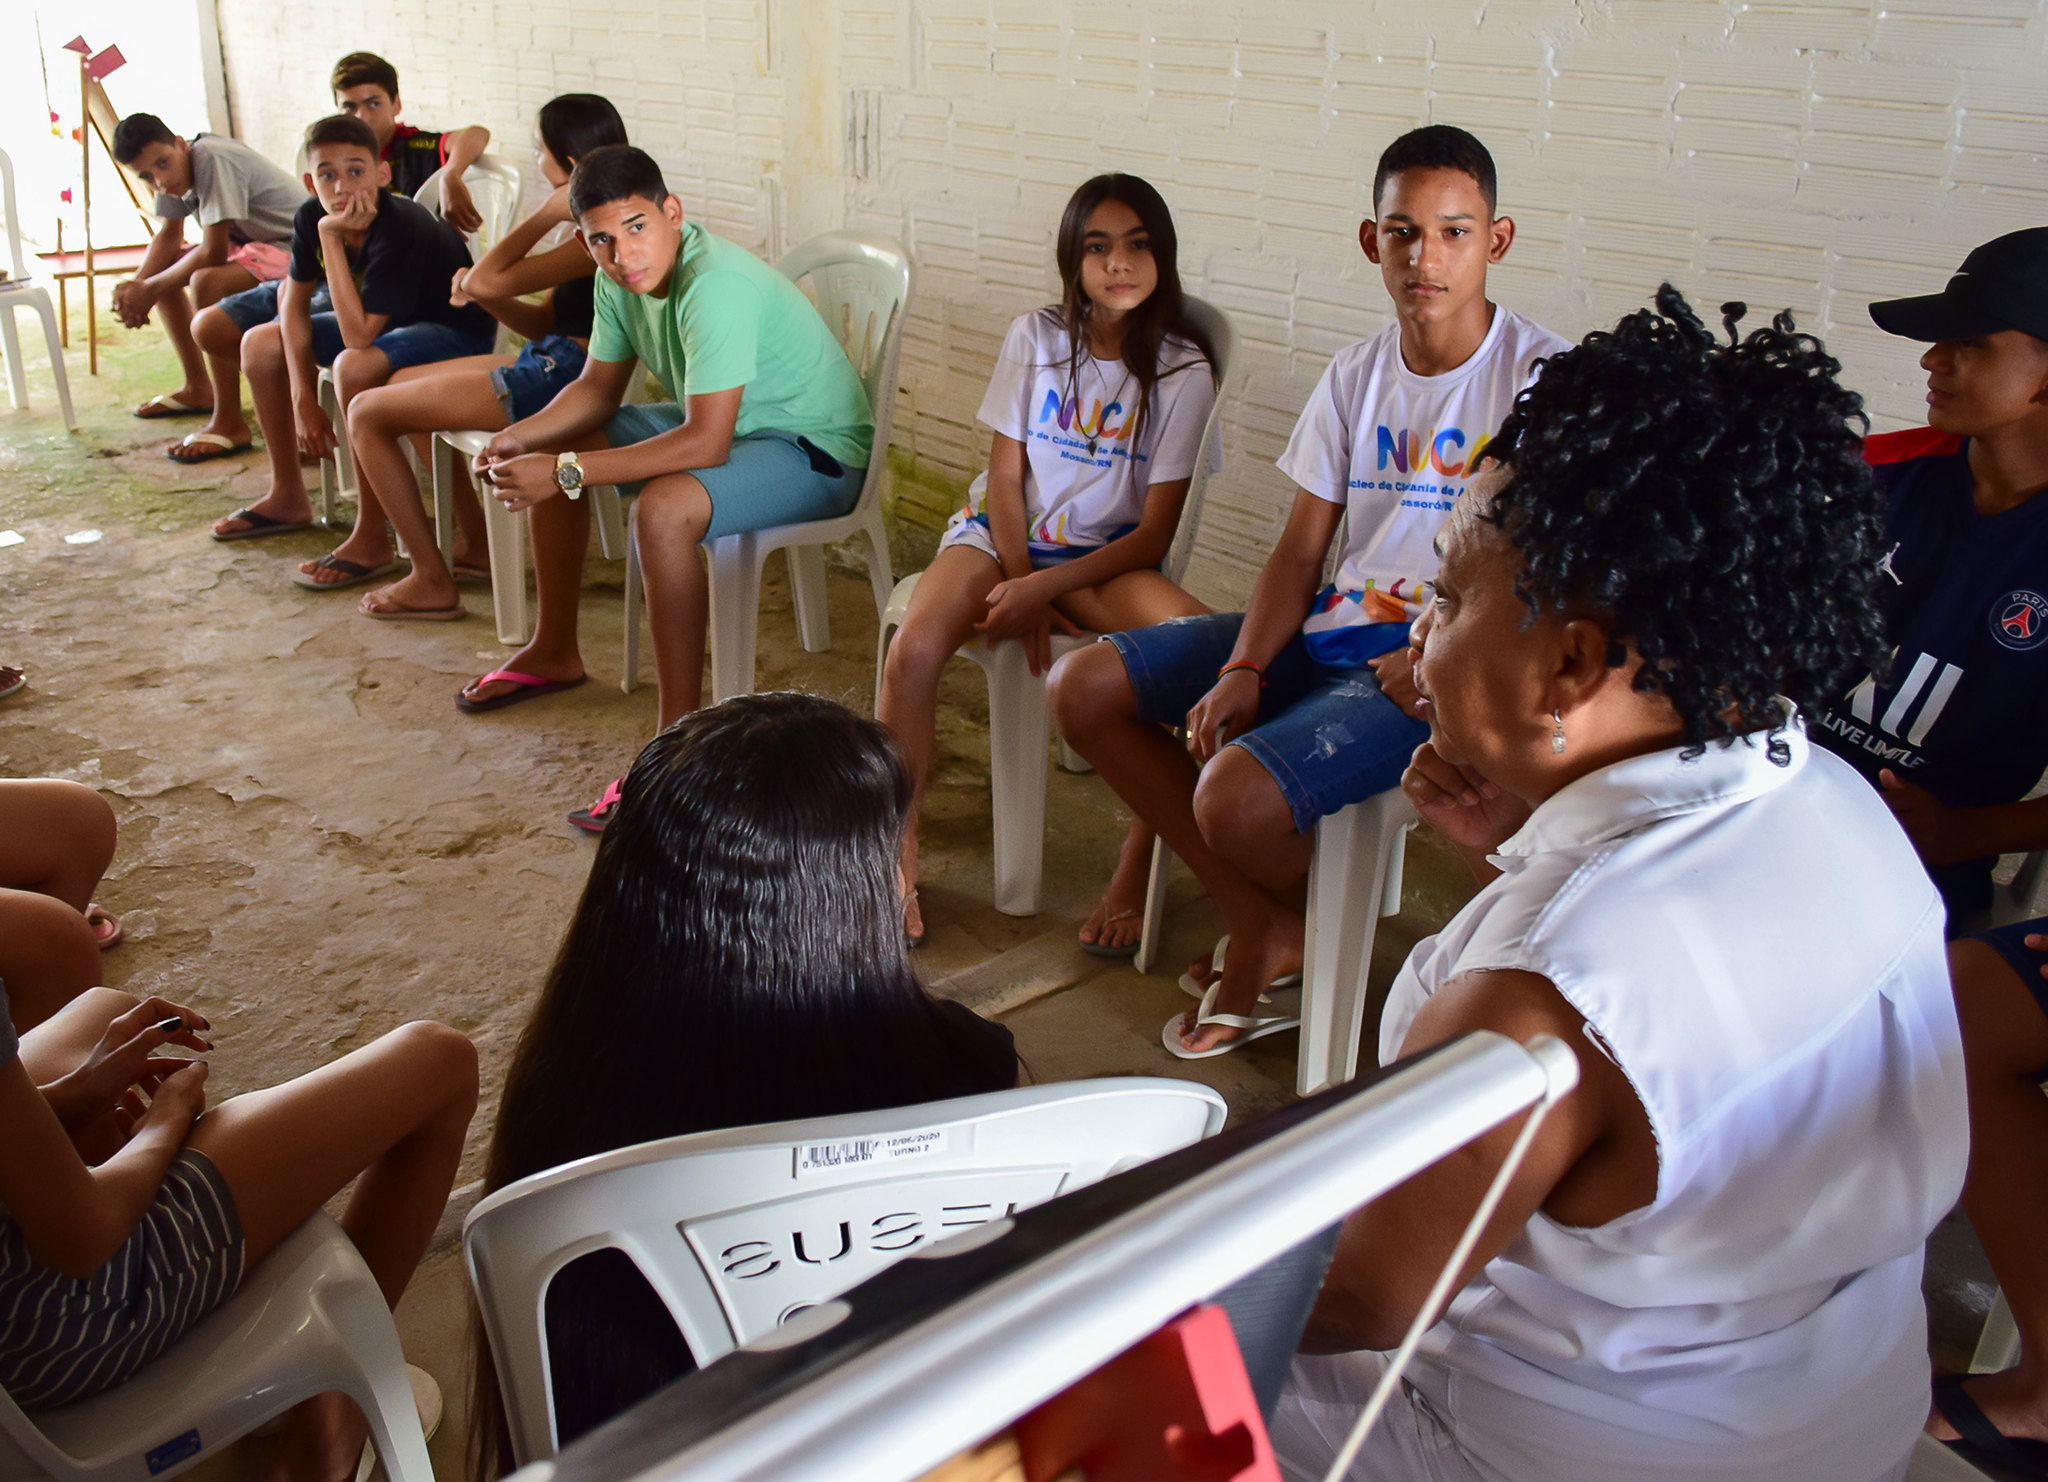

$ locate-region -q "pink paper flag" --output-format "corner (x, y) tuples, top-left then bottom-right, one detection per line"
(86, 45), (126, 80)
(60, 36), (90, 54)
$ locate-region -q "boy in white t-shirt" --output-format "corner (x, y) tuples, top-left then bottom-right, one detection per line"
(1052, 125), (1569, 1056)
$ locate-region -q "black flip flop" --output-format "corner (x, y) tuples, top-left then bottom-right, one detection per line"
(292, 554), (403, 591)
(1934, 1373), (2048, 1478)
(212, 507), (312, 542)
(1079, 906), (1142, 959)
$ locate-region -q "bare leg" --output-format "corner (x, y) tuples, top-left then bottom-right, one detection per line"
(458, 442), (606, 707)
(189, 297), (256, 449)
(214, 324), (312, 531)
(1055, 572), (1212, 954)
(188, 1022), (479, 1482)
(0, 780), (117, 1031)
(634, 473), (720, 730)
(1929, 939), (2048, 1444)
(0, 891), (101, 1034)
(0, 779), (116, 908)
(877, 546), (1006, 940)
(1050, 644), (1308, 1052)
(152, 286), (208, 406)
(320, 358), (508, 608)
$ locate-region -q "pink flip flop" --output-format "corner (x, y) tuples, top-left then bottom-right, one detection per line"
(455, 669), (587, 714)
(87, 904), (123, 950)
(568, 776), (625, 834)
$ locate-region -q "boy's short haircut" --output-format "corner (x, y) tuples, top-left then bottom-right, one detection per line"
(570, 145), (670, 220)
(331, 51), (400, 100)
(112, 113), (178, 166)
(304, 113), (381, 160)
(1373, 124), (1498, 215)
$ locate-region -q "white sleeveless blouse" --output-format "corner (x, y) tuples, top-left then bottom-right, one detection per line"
(1372, 723), (1966, 1481)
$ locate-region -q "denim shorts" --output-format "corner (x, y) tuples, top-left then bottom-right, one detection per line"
(492, 334), (588, 423)
(1970, 916), (2048, 1018)
(604, 403), (868, 541)
(1106, 612), (1427, 834)
(213, 280), (495, 371)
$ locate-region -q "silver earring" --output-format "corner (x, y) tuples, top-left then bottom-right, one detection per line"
(1551, 709), (1567, 755)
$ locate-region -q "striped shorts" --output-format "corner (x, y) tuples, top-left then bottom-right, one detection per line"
(0, 1148), (244, 1410)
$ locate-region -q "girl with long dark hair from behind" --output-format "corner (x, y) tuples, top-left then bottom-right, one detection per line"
(878, 173), (1220, 949)
(467, 693), (1018, 1474)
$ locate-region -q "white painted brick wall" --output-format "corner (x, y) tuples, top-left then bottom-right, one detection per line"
(213, 0), (2048, 605)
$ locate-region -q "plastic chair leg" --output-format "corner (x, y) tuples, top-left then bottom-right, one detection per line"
(705, 534), (763, 704)
(317, 377), (342, 528)
(788, 545), (832, 653)
(0, 307), (26, 412)
(326, 1268), (436, 1482)
(430, 447), (456, 570)
(1974, 1288), (2022, 1374)
(859, 507), (895, 617)
(874, 615), (899, 715)
(623, 514), (643, 695)
(1296, 792), (1417, 1097)
(1134, 836), (1173, 976)
(30, 293), (76, 430)
(985, 643), (1051, 917)
(466, 446), (531, 646)
(592, 484), (626, 562)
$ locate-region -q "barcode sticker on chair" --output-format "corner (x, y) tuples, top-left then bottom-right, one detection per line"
(795, 1128), (948, 1178)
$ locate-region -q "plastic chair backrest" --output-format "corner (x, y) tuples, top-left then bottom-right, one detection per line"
(413, 155), (523, 257)
(1165, 295), (1238, 586)
(0, 148), (28, 286)
(776, 232), (914, 473)
(463, 1076), (1225, 1463)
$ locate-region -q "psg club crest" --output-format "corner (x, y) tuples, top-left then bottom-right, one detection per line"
(1991, 590), (2048, 652)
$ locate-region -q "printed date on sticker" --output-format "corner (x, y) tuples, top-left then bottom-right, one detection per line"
(794, 1128), (948, 1178)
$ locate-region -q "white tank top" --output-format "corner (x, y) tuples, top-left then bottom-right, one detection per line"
(1375, 724), (1966, 1482)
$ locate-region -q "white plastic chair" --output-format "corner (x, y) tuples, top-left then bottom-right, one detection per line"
(0, 148), (78, 432)
(1907, 1435), (1995, 1479)
(463, 1076), (1225, 1465)
(0, 1213), (429, 1482)
(316, 155), (523, 529)
(871, 297), (1238, 918)
(434, 362), (647, 647)
(616, 232), (913, 700)
(1136, 787), (1420, 1097)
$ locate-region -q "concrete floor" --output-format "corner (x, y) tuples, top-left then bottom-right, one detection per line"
(1, 309), (1996, 1476)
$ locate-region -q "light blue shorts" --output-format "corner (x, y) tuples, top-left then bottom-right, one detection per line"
(603, 403), (868, 541)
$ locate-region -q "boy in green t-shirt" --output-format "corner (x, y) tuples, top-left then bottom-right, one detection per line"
(465, 145), (874, 831)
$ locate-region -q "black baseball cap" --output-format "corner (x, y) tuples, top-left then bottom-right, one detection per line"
(1870, 227), (2048, 342)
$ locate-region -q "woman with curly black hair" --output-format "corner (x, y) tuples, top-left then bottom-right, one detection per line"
(1270, 287), (1967, 1482)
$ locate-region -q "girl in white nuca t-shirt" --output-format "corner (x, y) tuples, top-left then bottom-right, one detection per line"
(878, 173), (1222, 947)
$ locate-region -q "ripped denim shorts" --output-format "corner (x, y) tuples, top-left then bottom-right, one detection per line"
(491, 334), (589, 423)
(1104, 612), (1427, 834)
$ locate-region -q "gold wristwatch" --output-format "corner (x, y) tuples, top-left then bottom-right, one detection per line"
(554, 450), (585, 501)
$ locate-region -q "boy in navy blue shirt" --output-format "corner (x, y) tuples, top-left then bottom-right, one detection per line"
(1810, 227), (2048, 925)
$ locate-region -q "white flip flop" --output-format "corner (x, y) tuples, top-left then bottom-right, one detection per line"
(354, 1364), (442, 1481)
(1162, 978), (1301, 1060)
(1178, 935), (1303, 1002)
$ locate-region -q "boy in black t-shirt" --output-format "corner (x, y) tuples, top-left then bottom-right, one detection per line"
(332, 52), (490, 230)
(210, 115), (495, 542)
(1810, 227), (2048, 924)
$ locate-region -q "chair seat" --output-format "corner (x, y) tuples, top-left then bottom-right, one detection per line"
(0, 1213), (430, 1482)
